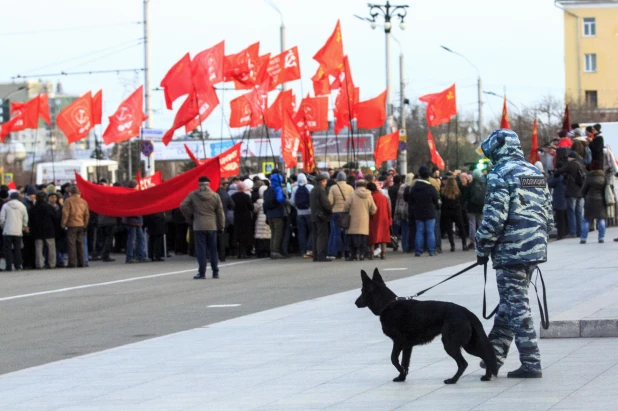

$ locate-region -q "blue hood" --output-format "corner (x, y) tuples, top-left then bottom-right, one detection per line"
(481, 129), (525, 165)
(270, 173), (283, 187)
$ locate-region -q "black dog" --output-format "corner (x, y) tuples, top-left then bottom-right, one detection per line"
(355, 268), (498, 384)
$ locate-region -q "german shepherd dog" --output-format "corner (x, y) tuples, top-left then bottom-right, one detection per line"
(355, 268), (498, 384)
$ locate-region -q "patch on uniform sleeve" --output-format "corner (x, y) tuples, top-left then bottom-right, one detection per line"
(519, 176), (546, 188)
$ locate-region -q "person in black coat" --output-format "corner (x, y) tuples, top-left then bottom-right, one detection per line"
(440, 177), (468, 252)
(580, 170), (607, 244)
(144, 212), (167, 261)
(231, 182), (254, 258)
(172, 208), (188, 255)
(29, 192), (57, 269)
(409, 166), (439, 256)
(217, 182), (235, 262)
(310, 174), (332, 262)
(589, 124), (604, 171)
(554, 152), (586, 237)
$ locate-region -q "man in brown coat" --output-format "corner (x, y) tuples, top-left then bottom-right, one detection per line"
(181, 176), (225, 279)
(61, 185), (89, 268)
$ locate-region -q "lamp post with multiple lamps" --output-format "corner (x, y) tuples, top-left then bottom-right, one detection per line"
(356, 1), (409, 174)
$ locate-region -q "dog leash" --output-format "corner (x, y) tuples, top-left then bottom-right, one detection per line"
(412, 262), (480, 298)
(412, 262), (550, 329)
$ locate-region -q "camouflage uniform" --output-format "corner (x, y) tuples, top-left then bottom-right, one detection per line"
(476, 130), (554, 372)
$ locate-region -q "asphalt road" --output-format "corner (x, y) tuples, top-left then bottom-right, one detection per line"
(0, 249), (476, 375)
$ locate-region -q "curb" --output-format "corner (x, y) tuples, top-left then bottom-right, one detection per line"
(541, 286), (618, 338)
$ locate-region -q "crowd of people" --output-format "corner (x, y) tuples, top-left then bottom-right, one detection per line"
(538, 123), (617, 243)
(1, 123), (615, 275)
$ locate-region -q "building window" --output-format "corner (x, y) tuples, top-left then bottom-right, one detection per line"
(585, 90), (598, 108)
(583, 17), (596, 37)
(584, 53), (597, 72)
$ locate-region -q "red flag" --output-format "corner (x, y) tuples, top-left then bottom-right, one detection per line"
(92, 90), (102, 126)
(266, 89), (295, 130)
(162, 92), (200, 145)
(500, 95), (510, 129)
(57, 92), (94, 144)
(77, 157), (221, 217)
(267, 46), (301, 90)
(355, 89), (387, 129)
(530, 118), (540, 164)
(137, 170), (163, 190)
(102, 86), (145, 145)
(294, 95), (328, 132)
(160, 52), (194, 110)
(313, 20), (344, 77)
(374, 130), (399, 167)
(7, 181), (16, 190)
(224, 42), (260, 83)
(281, 112), (301, 167)
(229, 94), (253, 128)
(192, 40), (225, 85)
(218, 142), (242, 177)
(39, 94), (50, 126)
(299, 129), (316, 173)
(11, 97), (40, 130)
(561, 104), (570, 132)
(185, 142), (242, 178)
(418, 84), (457, 127)
(1, 115), (22, 142)
(334, 56), (356, 135)
(234, 52), (271, 90)
(184, 86), (220, 134)
(311, 66), (331, 96)
(427, 130), (445, 170)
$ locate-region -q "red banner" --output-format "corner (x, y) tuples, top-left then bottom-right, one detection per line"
(267, 46), (301, 91)
(136, 170), (163, 190)
(428, 129), (445, 170)
(374, 130), (399, 167)
(92, 90), (102, 126)
(313, 20), (344, 77)
(193, 40), (225, 85)
(160, 52), (194, 110)
(184, 142), (241, 178)
(77, 157), (221, 217)
(530, 118), (540, 164)
(500, 95), (510, 129)
(294, 95), (328, 132)
(281, 112), (300, 168)
(102, 86), (145, 145)
(355, 89), (387, 129)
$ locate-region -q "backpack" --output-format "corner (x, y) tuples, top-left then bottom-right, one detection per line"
(295, 185), (310, 210)
(263, 187), (278, 211)
(469, 181), (486, 206)
(573, 161), (586, 187)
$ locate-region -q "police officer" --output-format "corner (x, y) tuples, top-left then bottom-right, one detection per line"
(476, 129), (553, 378)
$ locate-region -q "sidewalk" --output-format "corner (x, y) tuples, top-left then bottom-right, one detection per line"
(2, 229), (618, 410)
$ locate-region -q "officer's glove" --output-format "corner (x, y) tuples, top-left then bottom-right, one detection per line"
(477, 255), (489, 266)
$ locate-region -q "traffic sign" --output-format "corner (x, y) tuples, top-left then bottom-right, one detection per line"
(140, 140), (154, 157)
(262, 162), (275, 174)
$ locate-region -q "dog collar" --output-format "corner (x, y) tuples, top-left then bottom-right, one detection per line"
(396, 296), (414, 301)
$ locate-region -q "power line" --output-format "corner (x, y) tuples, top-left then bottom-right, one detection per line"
(12, 68), (145, 79)
(18, 38), (143, 75)
(0, 22), (141, 37)
(64, 41), (143, 71)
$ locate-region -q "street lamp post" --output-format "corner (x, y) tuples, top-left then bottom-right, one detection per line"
(265, 0), (286, 91)
(440, 46), (482, 144)
(359, 1), (409, 173)
(483, 91), (520, 112)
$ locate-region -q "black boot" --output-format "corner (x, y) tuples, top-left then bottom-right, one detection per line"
(507, 367), (542, 379)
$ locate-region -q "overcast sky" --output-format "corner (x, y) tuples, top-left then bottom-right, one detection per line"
(1, 0), (565, 139)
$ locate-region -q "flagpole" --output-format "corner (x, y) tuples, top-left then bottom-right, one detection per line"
(446, 120), (451, 170)
(30, 126), (39, 186)
(50, 130), (56, 184)
(455, 114), (459, 169)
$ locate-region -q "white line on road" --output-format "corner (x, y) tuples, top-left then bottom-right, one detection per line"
(0, 260), (261, 303)
(207, 304), (241, 308)
(383, 268), (408, 271)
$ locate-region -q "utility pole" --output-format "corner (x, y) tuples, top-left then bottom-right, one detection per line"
(143, 0), (152, 127)
(477, 77), (482, 143)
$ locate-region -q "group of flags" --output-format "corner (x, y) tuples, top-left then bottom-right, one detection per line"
(1, 19), (550, 176)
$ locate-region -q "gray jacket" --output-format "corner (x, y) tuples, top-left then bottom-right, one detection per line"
(180, 184), (225, 231)
(0, 200), (28, 236)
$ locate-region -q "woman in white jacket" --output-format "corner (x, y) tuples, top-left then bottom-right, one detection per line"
(254, 185), (272, 258)
(0, 192), (29, 271)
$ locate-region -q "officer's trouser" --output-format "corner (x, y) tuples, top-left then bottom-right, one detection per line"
(488, 264), (541, 371)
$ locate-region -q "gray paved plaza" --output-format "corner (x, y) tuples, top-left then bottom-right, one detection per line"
(2, 229), (618, 410)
